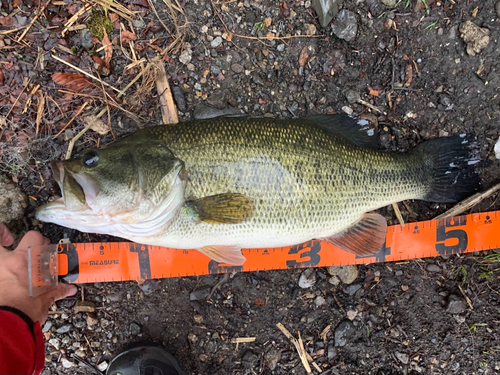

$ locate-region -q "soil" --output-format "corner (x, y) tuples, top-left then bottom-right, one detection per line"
(1, 0), (500, 374)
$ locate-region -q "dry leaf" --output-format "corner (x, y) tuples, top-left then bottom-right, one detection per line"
(52, 72), (94, 92)
(368, 86), (379, 97)
(12, 0), (21, 7)
(0, 69), (4, 85)
(265, 17), (272, 27)
(121, 30), (137, 44)
(298, 46), (313, 67)
(255, 298), (264, 306)
(0, 16), (13, 26)
(102, 28), (113, 67)
(404, 64), (413, 87)
(472, 6), (478, 18)
(84, 115), (109, 135)
(280, 2), (290, 18)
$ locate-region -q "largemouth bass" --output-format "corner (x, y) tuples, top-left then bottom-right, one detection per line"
(36, 115), (481, 264)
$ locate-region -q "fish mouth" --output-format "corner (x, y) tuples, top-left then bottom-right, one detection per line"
(51, 161), (99, 210)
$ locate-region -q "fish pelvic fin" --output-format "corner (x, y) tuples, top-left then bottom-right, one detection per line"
(415, 134), (482, 202)
(198, 245), (246, 265)
(321, 212), (387, 256)
(187, 193), (255, 224)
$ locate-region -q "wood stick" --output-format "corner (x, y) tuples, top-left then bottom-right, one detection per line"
(434, 182), (500, 219)
(392, 203), (405, 227)
(36, 92), (45, 135)
(230, 337), (256, 343)
(155, 60), (178, 124)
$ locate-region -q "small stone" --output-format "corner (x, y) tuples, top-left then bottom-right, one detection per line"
(327, 345), (337, 359)
(277, 44), (285, 52)
(264, 349), (281, 371)
(100, 319), (111, 329)
(42, 321), (52, 332)
(304, 23), (317, 36)
(332, 10), (358, 42)
(315, 296), (326, 307)
(49, 338), (60, 350)
(395, 270), (403, 276)
(341, 106), (353, 115)
(496, 1), (500, 17)
(426, 264), (441, 272)
(242, 350), (259, 368)
(61, 358), (74, 369)
(97, 361), (108, 372)
(446, 294), (467, 314)
(74, 349), (86, 358)
(194, 314), (203, 323)
(138, 279), (161, 295)
(231, 63), (244, 73)
(210, 65), (221, 74)
(346, 310), (357, 321)
(211, 36), (223, 47)
(172, 86), (187, 112)
(327, 265), (358, 284)
(345, 89), (360, 104)
(312, 0), (344, 28)
(459, 21), (490, 56)
(190, 286), (212, 301)
(188, 333), (198, 343)
(199, 354), (208, 362)
(395, 351), (409, 365)
(56, 324), (72, 334)
(86, 316), (98, 327)
(0, 175), (28, 223)
(328, 275), (340, 286)
(381, 0), (397, 6)
(186, 63), (195, 71)
(343, 283), (362, 296)
(334, 320), (355, 347)
(130, 322), (141, 335)
(298, 268), (317, 288)
(179, 48), (192, 64)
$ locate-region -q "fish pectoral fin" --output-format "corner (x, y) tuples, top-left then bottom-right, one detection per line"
(198, 245), (246, 265)
(321, 212), (387, 256)
(188, 193), (255, 224)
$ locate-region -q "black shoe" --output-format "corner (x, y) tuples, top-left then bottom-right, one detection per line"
(107, 345), (185, 375)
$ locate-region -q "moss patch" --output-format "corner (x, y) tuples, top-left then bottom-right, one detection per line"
(86, 12), (113, 41)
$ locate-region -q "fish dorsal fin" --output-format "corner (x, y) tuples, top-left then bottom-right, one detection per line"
(198, 245), (246, 265)
(188, 193), (255, 224)
(305, 114), (379, 149)
(321, 212), (387, 256)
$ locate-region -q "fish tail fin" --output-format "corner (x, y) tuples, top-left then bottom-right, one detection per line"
(415, 134), (482, 203)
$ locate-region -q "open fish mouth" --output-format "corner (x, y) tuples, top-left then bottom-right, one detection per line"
(51, 161), (99, 211)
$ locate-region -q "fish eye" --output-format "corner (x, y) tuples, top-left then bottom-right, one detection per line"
(83, 151), (99, 167)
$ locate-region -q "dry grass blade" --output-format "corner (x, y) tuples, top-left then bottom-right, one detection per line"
(434, 182), (500, 219)
(86, 0), (135, 21)
(53, 102), (89, 139)
(65, 108), (106, 159)
(62, 3), (93, 36)
(276, 323), (313, 374)
(230, 337), (256, 343)
(17, 0), (51, 42)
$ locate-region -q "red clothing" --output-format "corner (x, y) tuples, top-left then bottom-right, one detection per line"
(0, 307), (44, 375)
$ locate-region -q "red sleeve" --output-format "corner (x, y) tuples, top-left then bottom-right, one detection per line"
(0, 307), (45, 375)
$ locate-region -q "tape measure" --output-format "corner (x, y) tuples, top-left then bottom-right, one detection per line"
(27, 210), (500, 295)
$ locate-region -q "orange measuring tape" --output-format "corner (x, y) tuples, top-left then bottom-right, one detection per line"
(50, 210), (498, 285)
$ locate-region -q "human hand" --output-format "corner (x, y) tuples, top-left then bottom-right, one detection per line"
(0, 223), (77, 325)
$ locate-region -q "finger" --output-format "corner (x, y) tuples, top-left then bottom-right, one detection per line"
(16, 231), (50, 251)
(0, 223), (14, 247)
(47, 283), (78, 302)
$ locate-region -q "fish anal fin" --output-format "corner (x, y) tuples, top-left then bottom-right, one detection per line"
(321, 212), (387, 256)
(189, 193), (255, 224)
(198, 245), (246, 265)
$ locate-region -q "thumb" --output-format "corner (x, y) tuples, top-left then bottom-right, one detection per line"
(16, 231), (50, 251)
(44, 283), (78, 304)
(0, 223), (14, 247)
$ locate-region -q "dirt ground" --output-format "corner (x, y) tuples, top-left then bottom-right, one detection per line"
(1, 0), (500, 374)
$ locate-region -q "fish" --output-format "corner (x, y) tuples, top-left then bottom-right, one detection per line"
(36, 114), (482, 265)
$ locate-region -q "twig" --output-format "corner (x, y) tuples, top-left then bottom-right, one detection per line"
(434, 182), (500, 219)
(62, 3), (93, 36)
(117, 65), (146, 98)
(17, 0), (52, 43)
(230, 337), (256, 343)
(392, 203), (405, 227)
(51, 54), (122, 93)
(207, 273), (229, 300)
(36, 92), (45, 135)
(5, 78), (31, 119)
(53, 102), (88, 139)
(276, 323), (316, 375)
(356, 98), (386, 115)
(86, 0), (135, 21)
(458, 284), (474, 310)
(154, 60), (178, 124)
(0, 26), (24, 35)
(65, 122), (93, 160)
